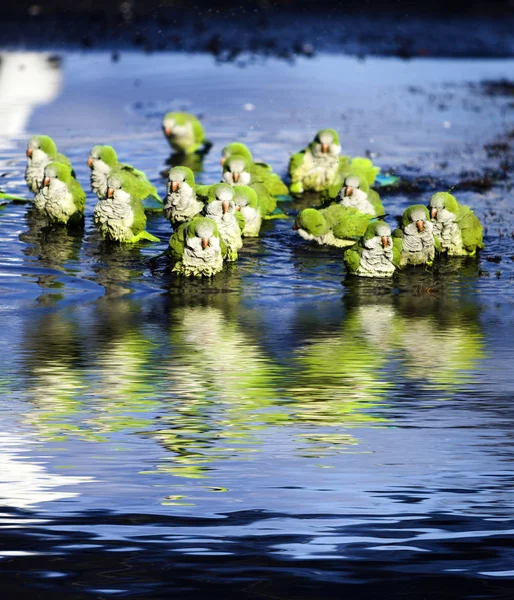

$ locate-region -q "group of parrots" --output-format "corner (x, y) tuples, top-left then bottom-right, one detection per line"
(19, 111), (484, 278)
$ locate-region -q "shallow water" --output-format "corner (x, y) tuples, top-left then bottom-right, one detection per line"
(0, 52), (514, 599)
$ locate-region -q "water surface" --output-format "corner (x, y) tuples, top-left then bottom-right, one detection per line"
(0, 51), (513, 599)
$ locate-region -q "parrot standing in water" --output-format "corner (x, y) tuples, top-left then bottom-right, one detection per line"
(25, 135), (74, 194)
(392, 205), (441, 268)
(288, 129), (380, 195)
(162, 112), (210, 155)
(168, 216), (226, 277)
(222, 154), (278, 217)
(87, 145), (163, 213)
(428, 192), (484, 256)
(293, 175), (385, 248)
(344, 221), (396, 278)
(233, 185), (263, 237)
(93, 170), (159, 244)
(203, 183), (244, 262)
(221, 142), (289, 197)
(164, 166), (209, 228)
(33, 162), (85, 225)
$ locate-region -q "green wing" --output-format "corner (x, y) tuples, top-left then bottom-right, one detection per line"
(433, 234), (442, 253)
(368, 189), (384, 215)
(192, 119), (205, 145)
(168, 222), (188, 258)
(457, 205), (484, 253)
(252, 182), (276, 216)
(344, 245), (363, 274)
(332, 209), (371, 241)
(219, 235), (227, 258)
(349, 157), (381, 185)
(129, 196), (148, 237)
(391, 230), (403, 267)
(195, 184), (211, 203)
(288, 151), (306, 178)
(252, 163), (289, 196)
(70, 178), (86, 213)
(56, 152), (72, 167)
(235, 210), (246, 232)
(118, 168), (162, 211)
(321, 203), (347, 228)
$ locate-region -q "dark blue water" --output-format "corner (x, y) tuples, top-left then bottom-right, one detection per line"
(0, 51), (514, 599)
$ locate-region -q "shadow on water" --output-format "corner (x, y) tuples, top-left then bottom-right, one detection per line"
(1, 506), (514, 599)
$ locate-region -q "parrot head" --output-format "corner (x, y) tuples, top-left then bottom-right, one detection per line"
(222, 155), (252, 186)
(429, 192), (460, 221)
(221, 142), (252, 167)
(206, 184), (236, 218)
(41, 161), (73, 190)
(187, 217), (220, 253)
(168, 166), (195, 193)
(293, 208), (329, 237)
(27, 135), (57, 163)
(311, 129), (341, 158)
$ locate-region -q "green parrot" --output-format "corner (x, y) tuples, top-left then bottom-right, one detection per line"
(334, 175), (383, 213)
(203, 183), (244, 262)
(221, 142), (289, 197)
(162, 112), (208, 155)
(429, 192), (484, 256)
(392, 205), (441, 268)
(293, 204), (372, 248)
(222, 154), (277, 217)
(164, 166), (207, 227)
(288, 130), (381, 195)
(88, 145), (163, 213)
(344, 220), (396, 278)
(33, 162), (85, 225)
(168, 216), (226, 277)
(233, 185), (262, 237)
(93, 170), (160, 243)
(294, 172), (385, 248)
(25, 134), (73, 193)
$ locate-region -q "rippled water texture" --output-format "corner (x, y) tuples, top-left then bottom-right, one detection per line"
(0, 52), (514, 599)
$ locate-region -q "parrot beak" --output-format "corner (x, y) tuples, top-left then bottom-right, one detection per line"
(292, 222), (298, 231)
(107, 187), (114, 198)
(26, 147), (33, 158)
(232, 172), (240, 183)
(222, 201), (230, 214)
(431, 208), (438, 219)
(321, 143), (329, 153)
(87, 157), (93, 168)
(381, 236), (389, 248)
(171, 181), (179, 192)
(235, 205), (241, 211)
(345, 185), (353, 197)
(220, 157), (226, 166)
(201, 237), (209, 250)
(416, 220), (425, 232)
(43, 176), (51, 187)
(164, 126), (172, 137)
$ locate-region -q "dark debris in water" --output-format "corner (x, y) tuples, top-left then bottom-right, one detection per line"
(481, 79), (514, 97)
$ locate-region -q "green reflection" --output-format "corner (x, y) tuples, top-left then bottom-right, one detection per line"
(149, 302), (285, 480)
(17, 278), (486, 494)
(22, 300), (159, 441)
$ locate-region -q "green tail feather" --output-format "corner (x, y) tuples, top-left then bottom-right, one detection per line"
(128, 231), (160, 243)
(0, 191), (32, 203)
